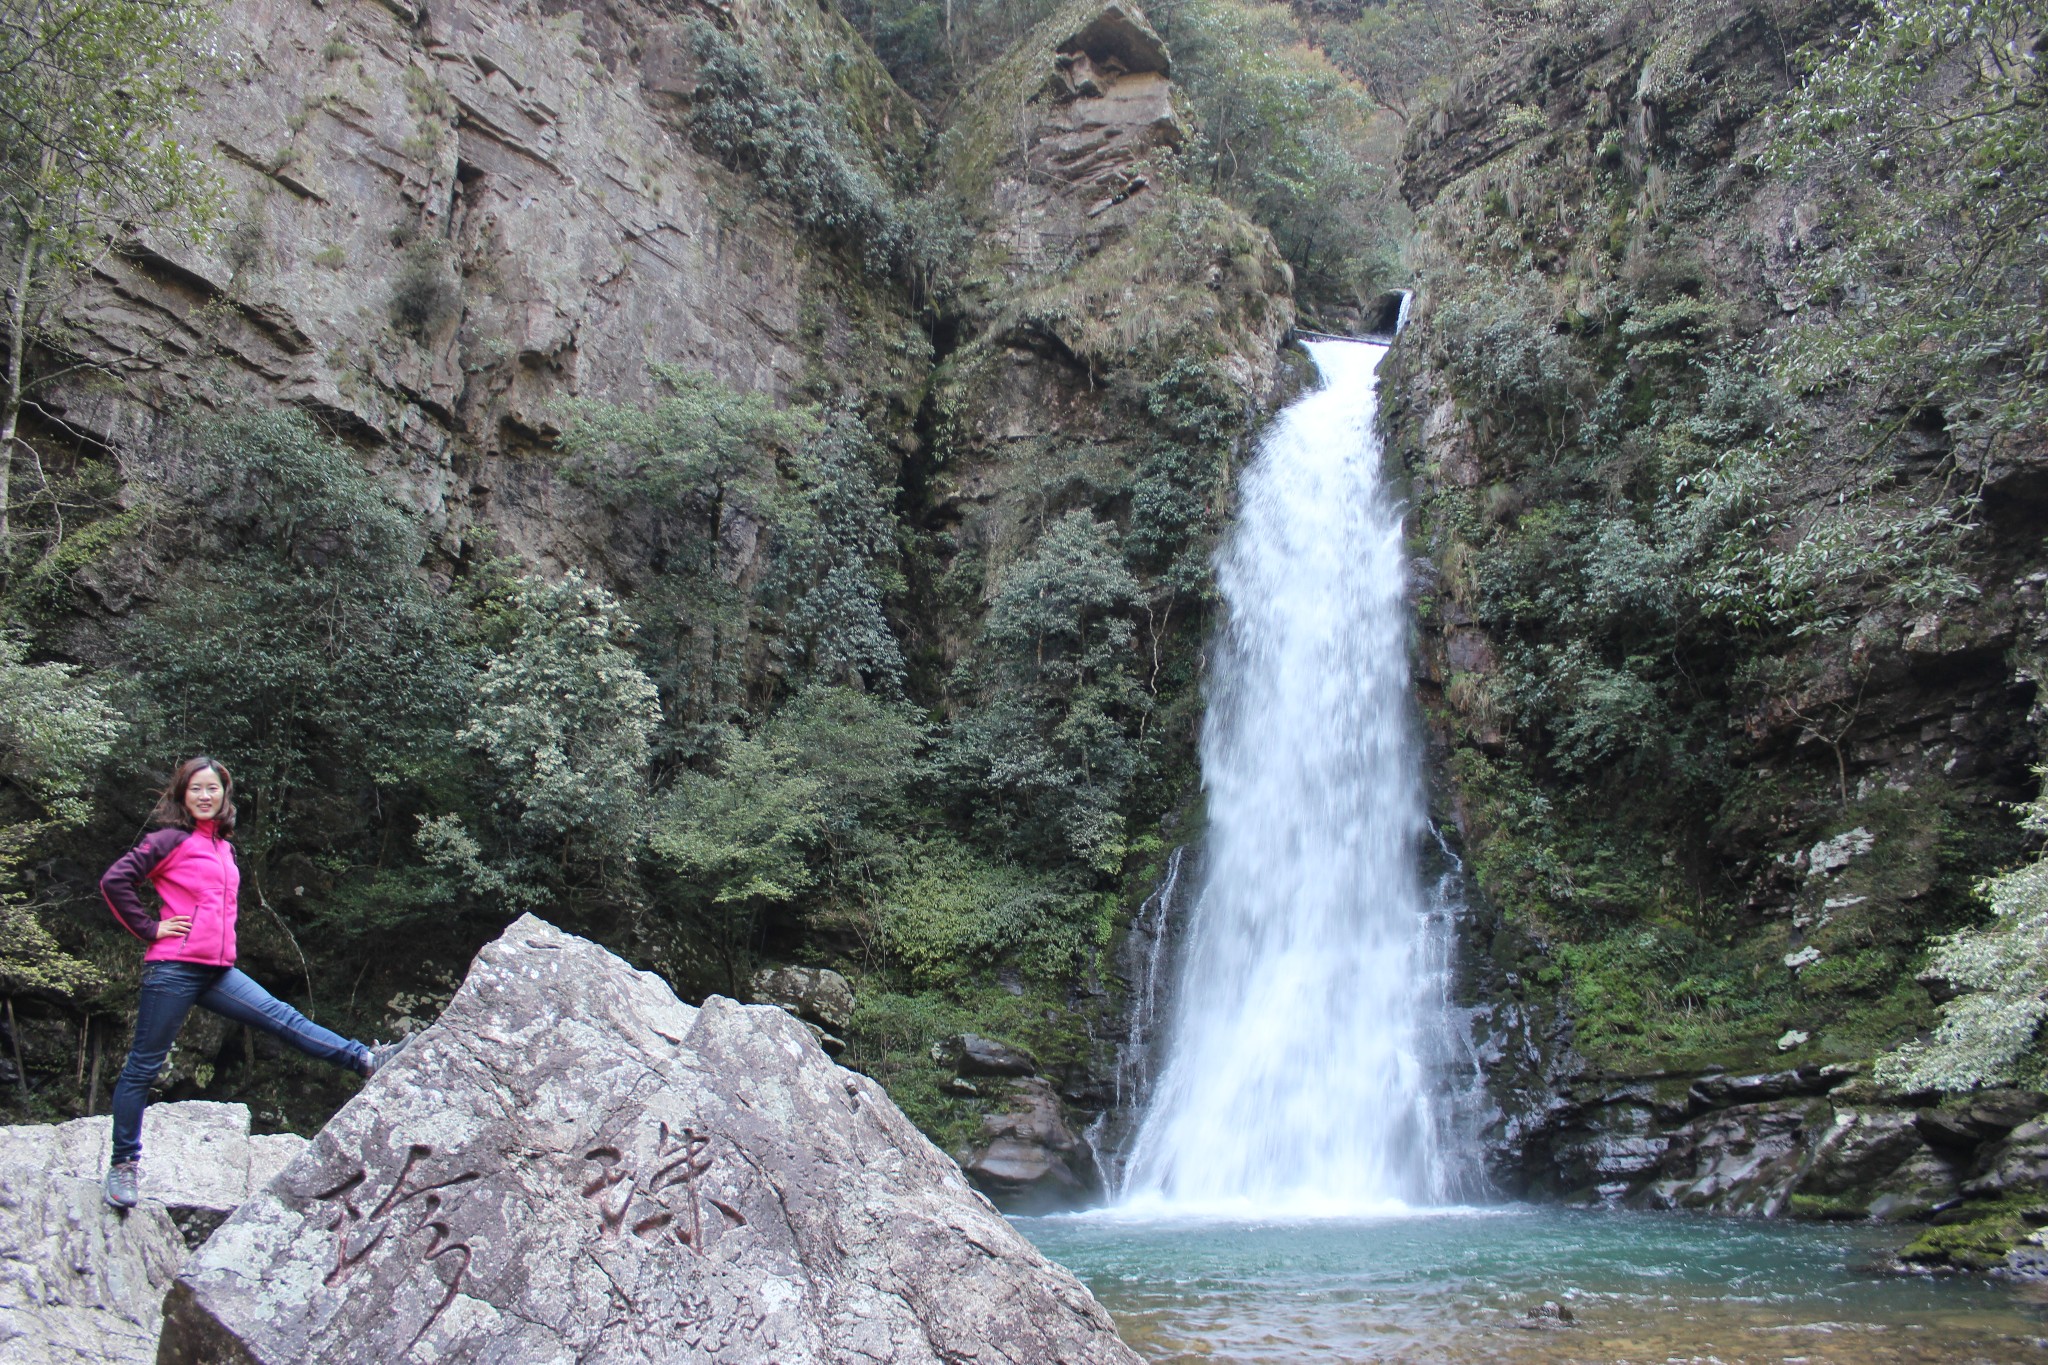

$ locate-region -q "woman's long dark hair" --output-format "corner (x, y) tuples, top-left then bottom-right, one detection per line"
(149, 756), (238, 835)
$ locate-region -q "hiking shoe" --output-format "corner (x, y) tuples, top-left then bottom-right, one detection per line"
(103, 1161), (140, 1210)
(362, 1036), (411, 1077)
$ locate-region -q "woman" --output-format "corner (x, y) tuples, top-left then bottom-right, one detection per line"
(98, 756), (398, 1210)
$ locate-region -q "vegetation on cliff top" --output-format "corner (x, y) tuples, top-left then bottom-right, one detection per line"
(1396, 0), (2046, 1081)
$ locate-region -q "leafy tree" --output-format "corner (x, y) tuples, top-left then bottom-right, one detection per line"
(776, 409), (908, 694)
(124, 411), (466, 924)
(1309, 0), (1473, 127)
(1876, 778), (2048, 1092)
(1, 0), (219, 562)
(648, 686), (921, 991)
(560, 365), (816, 759)
(941, 510), (1148, 869)
(456, 573), (661, 886)
(1143, 0), (1396, 309)
(0, 630), (121, 998)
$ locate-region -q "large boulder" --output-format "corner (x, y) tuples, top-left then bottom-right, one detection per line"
(962, 1077), (1098, 1213)
(746, 966), (855, 1048)
(932, 1033), (1039, 1078)
(0, 1102), (304, 1365)
(159, 916), (1138, 1364)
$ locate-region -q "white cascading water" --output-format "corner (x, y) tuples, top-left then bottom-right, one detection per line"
(1118, 337), (1466, 1216)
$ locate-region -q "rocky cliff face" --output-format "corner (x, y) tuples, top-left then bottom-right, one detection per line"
(40, 0), (926, 578)
(1387, 0), (2048, 1260)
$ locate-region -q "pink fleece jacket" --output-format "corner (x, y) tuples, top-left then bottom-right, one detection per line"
(100, 821), (240, 966)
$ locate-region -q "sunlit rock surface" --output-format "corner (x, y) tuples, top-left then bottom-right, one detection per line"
(0, 1102), (302, 1365)
(159, 916), (1139, 1364)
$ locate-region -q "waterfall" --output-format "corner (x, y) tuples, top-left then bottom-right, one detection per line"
(1118, 338), (1470, 1216)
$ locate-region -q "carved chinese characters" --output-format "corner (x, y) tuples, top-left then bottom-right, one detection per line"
(312, 1142), (480, 1353)
(159, 916), (1141, 1364)
(579, 1121), (747, 1253)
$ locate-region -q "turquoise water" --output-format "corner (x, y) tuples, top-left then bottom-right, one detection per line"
(1017, 1207), (2047, 1362)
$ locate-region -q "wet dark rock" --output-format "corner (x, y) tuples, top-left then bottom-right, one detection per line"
(1962, 1090), (2048, 1139)
(961, 1077), (1098, 1214)
(158, 917), (1137, 1365)
(1687, 1067), (1836, 1111)
(1917, 1107), (1987, 1153)
(932, 1032), (1039, 1078)
(1638, 1102), (1818, 1215)
(1964, 1120), (2048, 1200)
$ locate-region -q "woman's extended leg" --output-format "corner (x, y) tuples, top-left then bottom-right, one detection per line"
(198, 968), (372, 1075)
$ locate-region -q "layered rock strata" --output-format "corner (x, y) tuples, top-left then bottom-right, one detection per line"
(158, 916), (1139, 1363)
(38, 0), (925, 576)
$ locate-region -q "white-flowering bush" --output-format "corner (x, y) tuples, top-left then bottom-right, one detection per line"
(1876, 782), (2048, 1093)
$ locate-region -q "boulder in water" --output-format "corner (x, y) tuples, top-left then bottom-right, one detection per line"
(158, 916), (1139, 1364)
(962, 1077), (1097, 1213)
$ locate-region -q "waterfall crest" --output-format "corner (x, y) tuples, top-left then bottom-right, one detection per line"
(1118, 339), (1470, 1216)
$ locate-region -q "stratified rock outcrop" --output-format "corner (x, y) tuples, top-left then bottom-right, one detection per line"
(158, 916), (1139, 1364)
(41, 0), (926, 572)
(0, 1102), (303, 1365)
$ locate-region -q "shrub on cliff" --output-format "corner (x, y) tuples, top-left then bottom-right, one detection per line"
(1877, 779), (2048, 1093)
(0, 632), (121, 1000)
(683, 21), (918, 285)
(648, 686), (921, 993)
(453, 573), (661, 887)
(938, 510), (1149, 871)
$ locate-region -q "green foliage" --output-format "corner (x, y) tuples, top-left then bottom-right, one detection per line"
(1876, 779), (2048, 1093)
(1765, 0), (2047, 478)
(459, 573), (661, 877)
(0, 0), (219, 268)
(1309, 0), (1472, 127)
(0, 632), (121, 997)
(0, 0), (222, 559)
(0, 632), (122, 828)
(560, 364), (812, 513)
(1144, 0), (1402, 310)
(124, 411), (467, 886)
(878, 836), (1100, 987)
(774, 409), (907, 693)
(835, 0), (1062, 103)
(648, 686), (920, 990)
(388, 237), (460, 339)
(560, 369), (906, 739)
(683, 20), (917, 284)
(940, 510), (1149, 870)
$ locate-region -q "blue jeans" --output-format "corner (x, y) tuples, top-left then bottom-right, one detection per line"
(110, 962), (369, 1164)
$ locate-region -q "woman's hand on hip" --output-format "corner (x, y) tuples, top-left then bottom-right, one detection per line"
(155, 916), (193, 940)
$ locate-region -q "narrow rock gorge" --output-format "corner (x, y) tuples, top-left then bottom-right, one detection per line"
(2, 0), (2045, 1298)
